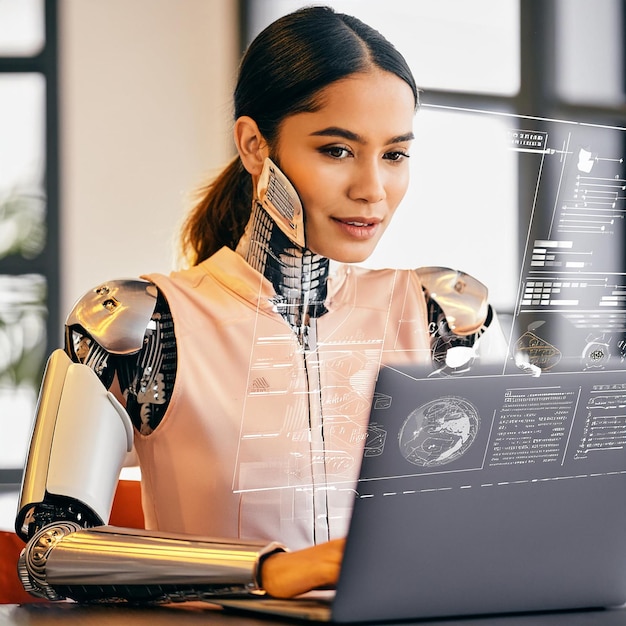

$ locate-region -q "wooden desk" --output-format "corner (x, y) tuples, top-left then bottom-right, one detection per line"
(2, 602), (626, 625)
(0, 603), (266, 625)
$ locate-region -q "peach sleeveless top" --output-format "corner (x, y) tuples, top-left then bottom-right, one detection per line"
(136, 247), (432, 550)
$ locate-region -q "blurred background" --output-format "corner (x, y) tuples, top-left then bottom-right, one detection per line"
(1, 0), (625, 515)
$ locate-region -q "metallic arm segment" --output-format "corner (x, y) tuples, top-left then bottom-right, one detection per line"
(18, 523), (284, 602)
(417, 266), (489, 336)
(16, 349), (133, 541)
(417, 266), (507, 373)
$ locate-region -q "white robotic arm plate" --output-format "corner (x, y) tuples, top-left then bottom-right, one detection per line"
(16, 349), (133, 540)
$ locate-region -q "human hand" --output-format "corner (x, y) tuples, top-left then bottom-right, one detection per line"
(260, 538), (346, 598)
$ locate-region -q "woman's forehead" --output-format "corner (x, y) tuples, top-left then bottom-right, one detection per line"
(281, 70), (416, 143)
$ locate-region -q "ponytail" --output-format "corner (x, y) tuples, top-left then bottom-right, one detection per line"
(179, 157), (252, 266)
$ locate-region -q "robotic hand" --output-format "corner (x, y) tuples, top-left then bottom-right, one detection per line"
(15, 284), (285, 604)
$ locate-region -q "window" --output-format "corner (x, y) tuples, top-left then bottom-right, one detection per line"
(555, 0), (624, 107)
(0, 0), (58, 482)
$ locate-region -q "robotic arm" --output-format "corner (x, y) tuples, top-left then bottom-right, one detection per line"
(18, 523), (282, 603)
(15, 349), (133, 540)
(15, 281), (285, 603)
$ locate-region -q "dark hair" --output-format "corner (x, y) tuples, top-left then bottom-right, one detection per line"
(180, 5), (418, 265)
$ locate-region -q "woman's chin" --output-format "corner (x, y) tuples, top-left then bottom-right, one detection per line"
(307, 240), (378, 264)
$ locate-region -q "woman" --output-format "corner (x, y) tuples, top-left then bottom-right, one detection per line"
(16, 5), (506, 602)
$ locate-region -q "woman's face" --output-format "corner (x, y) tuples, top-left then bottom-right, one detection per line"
(275, 69), (415, 263)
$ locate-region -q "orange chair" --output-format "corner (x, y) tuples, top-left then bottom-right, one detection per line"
(0, 480), (144, 604)
(109, 478), (144, 529)
(0, 530), (47, 604)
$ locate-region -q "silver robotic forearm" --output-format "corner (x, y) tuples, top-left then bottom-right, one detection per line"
(16, 349), (285, 603)
(18, 524), (283, 602)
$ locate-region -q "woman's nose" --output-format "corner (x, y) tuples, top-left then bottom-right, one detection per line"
(348, 161), (386, 204)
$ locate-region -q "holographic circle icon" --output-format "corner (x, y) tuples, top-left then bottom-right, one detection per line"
(398, 396), (479, 467)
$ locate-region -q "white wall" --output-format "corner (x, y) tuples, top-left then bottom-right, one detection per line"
(58, 0), (238, 321)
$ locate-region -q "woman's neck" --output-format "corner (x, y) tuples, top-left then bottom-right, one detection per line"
(236, 202), (330, 349)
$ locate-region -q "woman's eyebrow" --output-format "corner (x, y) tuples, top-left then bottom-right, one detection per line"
(310, 127), (362, 142)
(310, 127), (414, 144)
(389, 132), (415, 144)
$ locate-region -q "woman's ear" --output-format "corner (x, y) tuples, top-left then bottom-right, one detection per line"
(234, 116), (269, 176)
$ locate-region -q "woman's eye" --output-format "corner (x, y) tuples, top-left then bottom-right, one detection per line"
(383, 151), (410, 162)
(322, 146), (352, 159)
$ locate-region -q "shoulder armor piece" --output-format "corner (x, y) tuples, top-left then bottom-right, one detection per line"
(66, 279), (158, 355)
(416, 266), (489, 336)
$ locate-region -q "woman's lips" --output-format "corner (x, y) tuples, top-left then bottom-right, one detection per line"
(332, 216), (381, 239)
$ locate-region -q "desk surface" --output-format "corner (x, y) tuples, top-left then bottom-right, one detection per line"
(2, 602), (626, 626)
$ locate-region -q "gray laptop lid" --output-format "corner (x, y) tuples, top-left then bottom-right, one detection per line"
(332, 364), (626, 623)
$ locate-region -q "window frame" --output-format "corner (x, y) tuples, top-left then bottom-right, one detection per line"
(0, 0), (59, 485)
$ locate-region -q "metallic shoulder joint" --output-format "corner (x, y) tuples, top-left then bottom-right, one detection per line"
(416, 266), (489, 336)
(66, 279), (158, 355)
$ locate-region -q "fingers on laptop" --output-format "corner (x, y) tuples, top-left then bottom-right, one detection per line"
(261, 538), (346, 598)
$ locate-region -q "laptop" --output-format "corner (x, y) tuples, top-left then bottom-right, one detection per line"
(215, 361), (626, 623)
